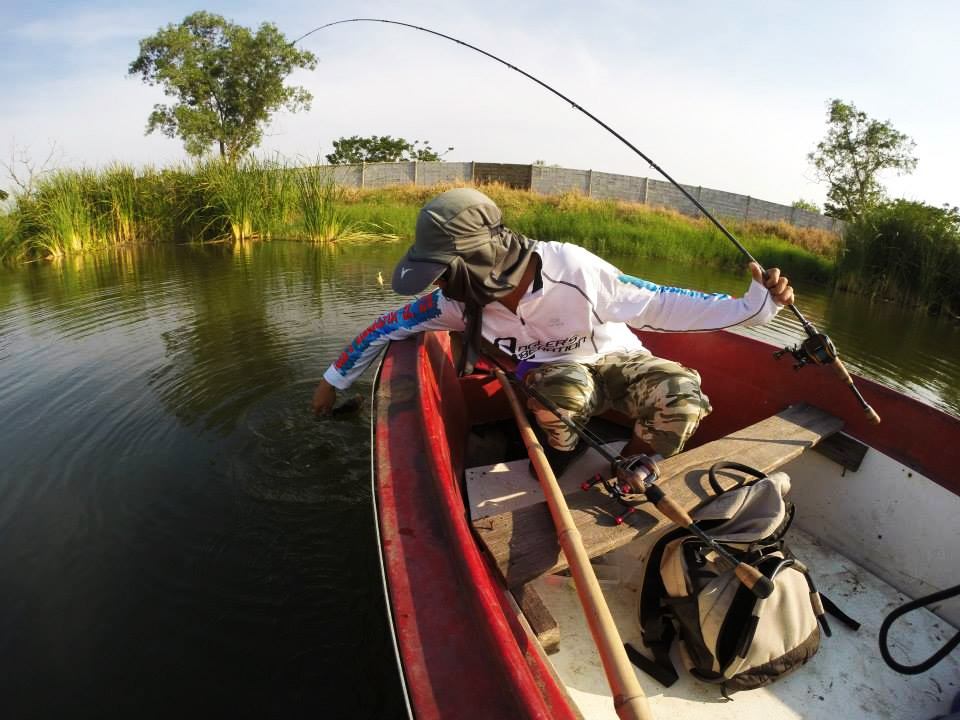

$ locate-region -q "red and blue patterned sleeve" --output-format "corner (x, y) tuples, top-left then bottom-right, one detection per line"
(322, 290), (466, 389)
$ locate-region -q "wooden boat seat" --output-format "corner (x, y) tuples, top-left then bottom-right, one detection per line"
(469, 403), (844, 591)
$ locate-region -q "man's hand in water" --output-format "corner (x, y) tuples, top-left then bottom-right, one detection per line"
(312, 379), (337, 417)
(749, 262), (794, 306)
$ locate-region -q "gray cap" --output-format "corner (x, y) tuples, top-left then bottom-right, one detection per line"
(391, 188), (502, 294)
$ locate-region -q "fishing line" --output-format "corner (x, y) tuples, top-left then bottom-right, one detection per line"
(294, 18), (880, 423)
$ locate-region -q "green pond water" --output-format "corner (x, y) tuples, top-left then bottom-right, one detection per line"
(0, 239), (957, 718)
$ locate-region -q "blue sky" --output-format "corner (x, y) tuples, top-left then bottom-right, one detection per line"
(2, 1), (958, 209)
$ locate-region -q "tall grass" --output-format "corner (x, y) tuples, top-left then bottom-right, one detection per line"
(293, 166), (397, 243)
(0, 211), (21, 263)
(195, 159), (262, 242)
(837, 200), (960, 315)
(100, 164), (137, 245)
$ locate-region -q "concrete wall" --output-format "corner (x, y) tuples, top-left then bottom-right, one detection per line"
(324, 160), (842, 232)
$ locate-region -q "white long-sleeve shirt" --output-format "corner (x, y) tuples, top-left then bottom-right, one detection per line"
(323, 241), (780, 390)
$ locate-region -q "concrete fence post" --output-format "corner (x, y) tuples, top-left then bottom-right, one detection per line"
(790, 205), (797, 224)
(360, 162), (366, 188)
(413, 160), (419, 186)
(745, 195), (752, 222)
(641, 177), (649, 204)
(587, 169), (594, 197)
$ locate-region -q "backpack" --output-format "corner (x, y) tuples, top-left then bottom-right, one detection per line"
(629, 461), (858, 694)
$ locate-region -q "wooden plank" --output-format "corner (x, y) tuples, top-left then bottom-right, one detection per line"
(472, 403), (843, 589)
(511, 583), (561, 655)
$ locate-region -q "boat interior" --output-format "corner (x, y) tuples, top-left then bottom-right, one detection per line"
(461, 383), (960, 719)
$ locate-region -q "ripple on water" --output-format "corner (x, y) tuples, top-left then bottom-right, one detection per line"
(235, 380), (371, 506)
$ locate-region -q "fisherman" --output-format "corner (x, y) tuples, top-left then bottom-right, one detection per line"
(313, 188), (794, 473)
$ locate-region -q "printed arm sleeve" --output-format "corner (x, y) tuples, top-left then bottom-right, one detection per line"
(596, 271), (780, 332)
(322, 290), (466, 390)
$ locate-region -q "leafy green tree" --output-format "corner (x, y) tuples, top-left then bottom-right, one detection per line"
(808, 99), (917, 221)
(791, 199), (820, 213)
(129, 12), (317, 163)
(325, 135), (453, 164)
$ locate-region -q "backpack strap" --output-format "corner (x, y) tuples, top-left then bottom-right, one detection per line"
(625, 641), (679, 687)
(708, 461), (768, 496)
(820, 592), (861, 631)
(792, 559), (861, 635)
(634, 527), (689, 687)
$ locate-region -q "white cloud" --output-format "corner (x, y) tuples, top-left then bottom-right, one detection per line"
(15, 9), (163, 46)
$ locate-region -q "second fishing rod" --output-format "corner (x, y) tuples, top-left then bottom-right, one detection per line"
(484, 353), (775, 600)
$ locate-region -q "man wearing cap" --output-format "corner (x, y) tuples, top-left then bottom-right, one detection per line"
(313, 188), (793, 471)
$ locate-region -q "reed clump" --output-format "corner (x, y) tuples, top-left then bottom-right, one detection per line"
(0, 158), (396, 263)
(836, 200), (960, 316)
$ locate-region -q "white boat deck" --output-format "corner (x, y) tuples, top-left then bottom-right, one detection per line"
(534, 527), (958, 720)
(466, 450), (960, 720)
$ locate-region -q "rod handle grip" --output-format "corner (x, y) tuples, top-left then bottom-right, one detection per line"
(733, 563), (773, 598)
(831, 358), (881, 424)
(735, 563), (775, 598)
(645, 485), (693, 527)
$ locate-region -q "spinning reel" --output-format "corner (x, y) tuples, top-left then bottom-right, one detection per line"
(773, 328), (838, 370)
(582, 453), (662, 525)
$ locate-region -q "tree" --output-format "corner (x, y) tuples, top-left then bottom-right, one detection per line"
(129, 12), (317, 163)
(791, 199), (820, 213)
(808, 99), (917, 221)
(325, 135), (453, 164)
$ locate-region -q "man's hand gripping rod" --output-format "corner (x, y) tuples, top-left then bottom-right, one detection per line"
(492, 360), (775, 599)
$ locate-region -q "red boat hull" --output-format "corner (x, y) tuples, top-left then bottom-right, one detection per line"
(372, 329), (960, 718)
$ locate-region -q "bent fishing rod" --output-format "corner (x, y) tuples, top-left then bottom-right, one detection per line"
(294, 18), (880, 425)
(484, 350), (775, 599)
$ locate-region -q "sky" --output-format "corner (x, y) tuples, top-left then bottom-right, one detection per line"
(2, 1), (958, 209)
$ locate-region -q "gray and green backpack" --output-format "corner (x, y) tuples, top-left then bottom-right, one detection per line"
(630, 462), (858, 693)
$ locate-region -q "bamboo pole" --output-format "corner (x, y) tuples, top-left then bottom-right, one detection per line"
(494, 369), (653, 720)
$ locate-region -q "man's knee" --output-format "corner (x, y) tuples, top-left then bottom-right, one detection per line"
(524, 363), (595, 415)
(629, 364), (712, 457)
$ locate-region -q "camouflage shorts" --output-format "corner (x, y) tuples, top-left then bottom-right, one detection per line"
(522, 350), (712, 457)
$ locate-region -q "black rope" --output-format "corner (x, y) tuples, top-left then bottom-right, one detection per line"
(879, 583), (960, 674)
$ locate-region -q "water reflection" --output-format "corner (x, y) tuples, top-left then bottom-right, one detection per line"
(0, 240), (407, 719)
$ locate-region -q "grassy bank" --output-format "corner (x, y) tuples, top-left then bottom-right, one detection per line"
(0, 159), (838, 283)
(338, 184), (838, 283)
